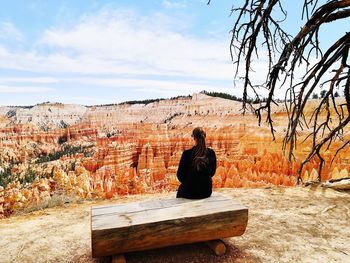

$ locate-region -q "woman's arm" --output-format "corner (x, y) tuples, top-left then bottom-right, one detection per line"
(176, 151), (187, 183)
(208, 149), (217, 177)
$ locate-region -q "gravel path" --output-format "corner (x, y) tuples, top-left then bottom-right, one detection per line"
(0, 186), (349, 263)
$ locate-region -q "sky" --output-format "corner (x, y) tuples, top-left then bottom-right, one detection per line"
(0, 0), (348, 106)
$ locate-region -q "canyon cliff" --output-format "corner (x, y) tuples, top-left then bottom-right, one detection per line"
(0, 94), (349, 218)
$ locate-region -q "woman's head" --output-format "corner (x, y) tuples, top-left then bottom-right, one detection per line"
(191, 127), (206, 146)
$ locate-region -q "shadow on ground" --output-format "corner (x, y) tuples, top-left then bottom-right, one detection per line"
(97, 240), (259, 263)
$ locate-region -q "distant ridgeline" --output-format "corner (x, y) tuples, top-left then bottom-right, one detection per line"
(4, 101), (64, 109)
(88, 95), (193, 107)
(200, 91), (242, 102)
(200, 90), (268, 103)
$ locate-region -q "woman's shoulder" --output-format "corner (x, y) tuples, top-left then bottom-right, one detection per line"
(206, 147), (215, 152)
(183, 147), (195, 155)
(206, 147), (216, 155)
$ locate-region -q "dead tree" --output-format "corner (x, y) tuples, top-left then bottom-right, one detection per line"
(208, 0), (350, 183)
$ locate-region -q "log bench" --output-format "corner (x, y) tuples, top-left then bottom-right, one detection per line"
(91, 193), (248, 262)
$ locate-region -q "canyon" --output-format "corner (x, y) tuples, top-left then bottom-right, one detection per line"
(0, 93), (349, 218)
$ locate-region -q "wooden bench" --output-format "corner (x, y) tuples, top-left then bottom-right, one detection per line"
(91, 193), (248, 262)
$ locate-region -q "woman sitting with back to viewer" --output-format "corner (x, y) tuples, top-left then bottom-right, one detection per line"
(176, 127), (217, 199)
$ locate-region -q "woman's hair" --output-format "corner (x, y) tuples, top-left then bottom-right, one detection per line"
(191, 127), (208, 171)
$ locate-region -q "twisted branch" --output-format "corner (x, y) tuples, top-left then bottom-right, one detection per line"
(209, 0), (350, 182)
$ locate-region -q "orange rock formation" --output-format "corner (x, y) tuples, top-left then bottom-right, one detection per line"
(0, 94), (349, 218)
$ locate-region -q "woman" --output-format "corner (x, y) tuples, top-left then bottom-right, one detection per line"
(176, 127), (216, 199)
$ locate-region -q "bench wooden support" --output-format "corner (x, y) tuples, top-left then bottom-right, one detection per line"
(205, 239), (227, 256)
(111, 254), (126, 263)
(91, 194), (248, 259)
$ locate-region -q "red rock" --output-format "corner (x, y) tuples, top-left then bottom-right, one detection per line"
(1, 96), (350, 218)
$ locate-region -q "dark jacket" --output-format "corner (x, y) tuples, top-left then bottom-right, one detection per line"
(176, 146), (216, 199)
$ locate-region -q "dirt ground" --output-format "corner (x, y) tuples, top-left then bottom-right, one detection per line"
(0, 186), (349, 263)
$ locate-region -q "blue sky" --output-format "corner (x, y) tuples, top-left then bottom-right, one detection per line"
(0, 0), (348, 106)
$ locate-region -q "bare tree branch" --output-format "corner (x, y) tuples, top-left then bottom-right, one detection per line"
(224, 0), (350, 183)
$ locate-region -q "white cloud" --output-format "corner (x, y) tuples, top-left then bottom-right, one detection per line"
(0, 7), (271, 102)
(162, 0), (188, 9)
(0, 9), (235, 80)
(0, 85), (54, 93)
(65, 77), (238, 94)
(0, 77), (58, 84)
(0, 22), (23, 42)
